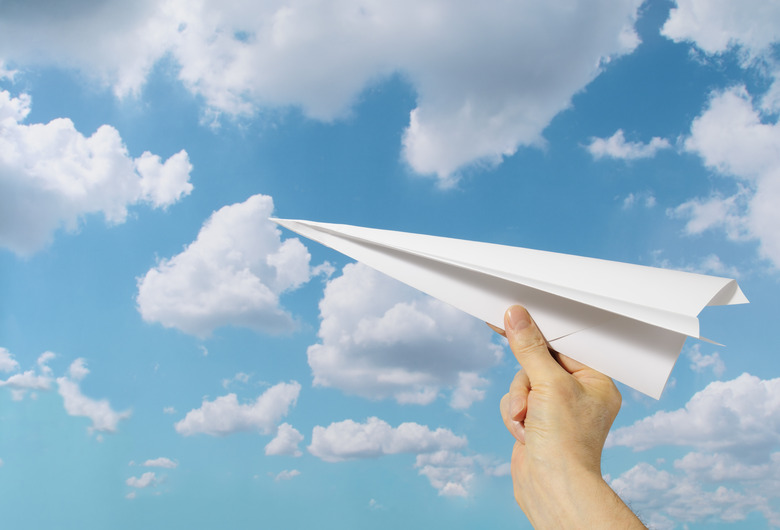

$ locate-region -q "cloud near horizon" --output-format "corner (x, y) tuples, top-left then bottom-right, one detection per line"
(607, 373), (780, 527)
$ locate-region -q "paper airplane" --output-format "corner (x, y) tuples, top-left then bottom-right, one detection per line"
(271, 218), (748, 399)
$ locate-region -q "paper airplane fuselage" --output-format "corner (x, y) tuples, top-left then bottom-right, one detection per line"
(272, 218), (748, 399)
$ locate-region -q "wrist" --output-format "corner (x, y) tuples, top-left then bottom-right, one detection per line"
(518, 466), (644, 529)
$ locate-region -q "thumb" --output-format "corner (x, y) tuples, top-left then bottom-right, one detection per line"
(504, 305), (562, 384)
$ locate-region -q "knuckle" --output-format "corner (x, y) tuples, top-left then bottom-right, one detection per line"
(510, 334), (548, 359)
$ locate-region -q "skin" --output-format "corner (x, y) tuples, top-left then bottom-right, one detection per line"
(493, 305), (646, 529)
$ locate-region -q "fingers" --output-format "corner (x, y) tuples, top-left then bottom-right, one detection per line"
(500, 393), (526, 443)
(500, 369), (530, 443)
(504, 305), (564, 384)
(508, 369), (530, 422)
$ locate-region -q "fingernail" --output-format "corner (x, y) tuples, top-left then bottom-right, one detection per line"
(507, 306), (531, 333)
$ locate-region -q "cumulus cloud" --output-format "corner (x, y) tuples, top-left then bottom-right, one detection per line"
(143, 457), (178, 469)
(0, 347), (19, 373)
(608, 373), (780, 452)
(174, 381), (300, 436)
(607, 373), (780, 526)
(68, 358), (89, 381)
(0, 371), (52, 394)
(661, 0), (780, 61)
(136, 194), (318, 337)
(670, 87), (780, 267)
(449, 372), (489, 411)
(37, 351), (56, 375)
(308, 263), (502, 407)
(1, 349), (129, 432)
(308, 417), (466, 463)
(0, 0), (643, 184)
(0, 89), (193, 255)
(265, 423), (304, 457)
(0, 351), (54, 401)
(57, 376), (131, 434)
(310, 417), (477, 494)
(610, 461), (779, 529)
(415, 450), (475, 497)
(587, 129), (672, 160)
(0, 349), (55, 400)
(126, 471), (158, 489)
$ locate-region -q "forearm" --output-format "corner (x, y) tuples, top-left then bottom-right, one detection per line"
(517, 464), (646, 529)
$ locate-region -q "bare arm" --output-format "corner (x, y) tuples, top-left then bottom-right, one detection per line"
(496, 305), (646, 529)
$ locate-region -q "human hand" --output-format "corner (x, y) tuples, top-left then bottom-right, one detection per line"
(495, 305), (645, 529)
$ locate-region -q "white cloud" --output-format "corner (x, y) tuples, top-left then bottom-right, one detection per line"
(163, 406), (176, 414)
(0, 0), (643, 184)
(57, 376), (131, 434)
(137, 194), (315, 337)
(0, 60), (16, 81)
(449, 372), (489, 411)
(662, 0), (780, 60)
(308, 417), (466, 463)
(126, 471), (158, 489)
(587, 129), (672, 160)
(143, 457), (178, 469)
(695, 253), (741, 278)
(0, 347), (19, 373)
(0, 370), (53, 393)
(222, 372), (251, 389)
(415, 450), (475, 497)
(273, 469), (300, 482)
(0, 89), (193, 255)
(0, 349), (54, 400)
(671, 87), (780, 267)
(265, 423), (304, 457)
(608, 373), (780, 452)
(610, 460), (780, 528)
(606, 373), (780, 527)
(687, 344), (726, 377)
(174, 381), (300, 436)
(308, 263), (502, 407)
(480, 460), (511, 478)
(650, 250), (741, 279)
(37, 351), (56, 375)
(67, 358), (89, 381)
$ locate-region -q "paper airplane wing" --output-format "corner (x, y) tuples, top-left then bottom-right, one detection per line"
(272, 218), (748, 399)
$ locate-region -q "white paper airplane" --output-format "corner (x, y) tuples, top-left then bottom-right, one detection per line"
(271, 218), (748, 399)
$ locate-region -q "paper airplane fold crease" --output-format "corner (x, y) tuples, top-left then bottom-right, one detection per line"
(272, 218), (748, 399)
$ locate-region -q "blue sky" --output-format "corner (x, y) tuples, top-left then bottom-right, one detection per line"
(1, 0), (779, 528)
